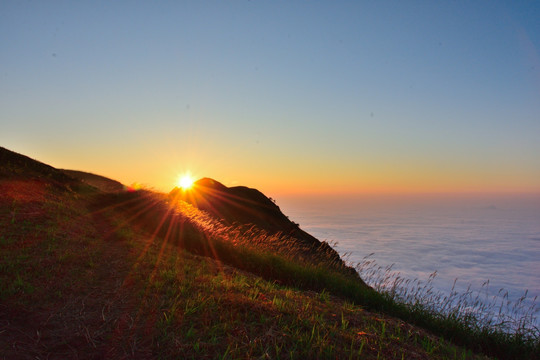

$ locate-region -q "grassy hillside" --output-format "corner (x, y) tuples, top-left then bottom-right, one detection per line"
(0, 179), (485, 359)
(0, 147), (537, 359)
(62, 169), (125, 193)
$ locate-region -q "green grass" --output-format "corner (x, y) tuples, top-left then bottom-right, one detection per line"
(354, 256), (540, 357)
(0, 179), (535, 359)
(131, 244), (483, 359)
(103, 189), (539, 359)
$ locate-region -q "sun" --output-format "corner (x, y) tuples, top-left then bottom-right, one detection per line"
(177, 174), (195, 190)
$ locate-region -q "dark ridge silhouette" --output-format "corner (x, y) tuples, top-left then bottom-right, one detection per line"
(170, 177), (320, 246)
(0, 147), (124, 195)
(1, 146), (536, 359)
(0, 146), (74, 184)
(62, 169), (125, 193)
(1, 145), (357, 278)
(169, 177), (359, 279)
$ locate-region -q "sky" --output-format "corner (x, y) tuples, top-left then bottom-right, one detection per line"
(1, 1), (539, 196)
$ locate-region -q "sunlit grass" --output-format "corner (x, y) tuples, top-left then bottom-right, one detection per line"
(103, 189), (539, 359)
(2, 178), (533, 359)
(356, 254), (540, 351)
(170, 197), (355, 275)
(168, 192), (539, 344)
(131, 242), (483, 359)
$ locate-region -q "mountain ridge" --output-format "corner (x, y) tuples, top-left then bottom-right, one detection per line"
(1, 145), (529, 359)
(169, 177), (359, 278)
(170, 177), (319, 244)
(1, 146), (357, 277)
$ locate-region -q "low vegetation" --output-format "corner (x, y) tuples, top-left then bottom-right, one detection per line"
(1, 180), (489, 359)
(1, 146), (538, 359)
(357, 256), (539, 342)
(97, 189), (539, 359)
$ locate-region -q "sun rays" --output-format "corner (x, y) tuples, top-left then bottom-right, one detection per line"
(177, 173), (195, 190)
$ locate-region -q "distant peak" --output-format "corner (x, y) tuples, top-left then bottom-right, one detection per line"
(193, 177), (228, 191)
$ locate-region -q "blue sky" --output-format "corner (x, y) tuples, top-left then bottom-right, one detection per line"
(1, 1), (539, 194)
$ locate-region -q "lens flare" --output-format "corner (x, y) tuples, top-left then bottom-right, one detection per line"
(177, 174), (194, 190)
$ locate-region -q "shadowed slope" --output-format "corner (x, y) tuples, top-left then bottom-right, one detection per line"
(170, 177), (319, 245)
(1, 146), (531, 358)
(0, 147), (125, 197)
(1, 180), (487, 359)
(0, 146), (75, 186)
(169, 177), (359, 278)
(62, 169), (125, 193)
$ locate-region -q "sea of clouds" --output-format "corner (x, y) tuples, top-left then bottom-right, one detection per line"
(279, 194), (540, 327)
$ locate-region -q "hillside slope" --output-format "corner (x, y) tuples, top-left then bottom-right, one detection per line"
(62, 169), (125, 193)
(169, 178), (360, 279)
(171, 177), (316, 242)
(0, 147), (495, 359)
(0, 146), (76, 186)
